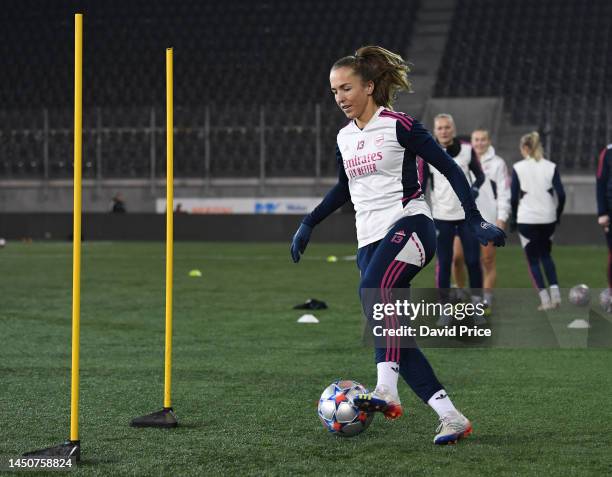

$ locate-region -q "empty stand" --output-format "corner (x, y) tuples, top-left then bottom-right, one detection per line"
(0, 0), (420, 178)
(435, 0), (612, 170)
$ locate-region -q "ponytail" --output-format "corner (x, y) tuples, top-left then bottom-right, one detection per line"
(331, 45), (411, 109)
(520, 131), (544, 160)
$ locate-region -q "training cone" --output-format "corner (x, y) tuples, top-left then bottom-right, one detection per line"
(297, 314), (319, 324)
(189, 269), (202, 277)
(567, 319), (590, 329)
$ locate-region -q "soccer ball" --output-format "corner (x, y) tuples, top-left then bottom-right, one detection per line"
(599, 289), (611, 313)
(568, 284), (590, 306)
(317, 379), (373, 437)
(0, 238), (5, 248)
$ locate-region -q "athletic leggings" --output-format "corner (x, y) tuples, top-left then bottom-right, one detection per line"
(518, 223), (558, 290)
(606, 227), (612, 288)
(357, 214), (443, 402)
(434, 219), (483, 294)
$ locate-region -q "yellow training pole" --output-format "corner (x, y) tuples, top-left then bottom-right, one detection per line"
(128, 48), (177, 427)
(70, 13), (83, 443)
(164, 47), (174, 409)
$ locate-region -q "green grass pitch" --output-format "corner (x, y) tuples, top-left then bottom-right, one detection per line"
(1, 241), (611, 476)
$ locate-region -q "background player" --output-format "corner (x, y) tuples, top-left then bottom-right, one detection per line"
(511, 132), (565, 310)
(420, 114), (486, 324)
(596, 143), (612, 309)
(452, 128), (511, 311)
(290, 46), (505, 444)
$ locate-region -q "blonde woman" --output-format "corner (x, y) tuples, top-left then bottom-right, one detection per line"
(290, 46), (505, 444)
(452, 129), (511, 311)
(426, 115), (485, 312)
(511, 132), (565, 310)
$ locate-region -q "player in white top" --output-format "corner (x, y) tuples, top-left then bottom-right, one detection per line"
(289, 46), (505, 444)
(511, 132), (565, 310)
(452, 129), (511, 309)
(596, 144), (612, 309)
(420, 115), (486, 321)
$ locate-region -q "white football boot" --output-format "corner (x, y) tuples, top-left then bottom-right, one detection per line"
(436, 308), (455, 327)
(471, 296), (488, 326)
(433, 410), (473, 445)
(550, 286), (562, 308)
(538, 289), (553, 311)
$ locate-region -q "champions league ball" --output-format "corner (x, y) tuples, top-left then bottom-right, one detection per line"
(568, 284), (590, 307)
(317, 380), (373, 437)
(599, 288), (611, 313)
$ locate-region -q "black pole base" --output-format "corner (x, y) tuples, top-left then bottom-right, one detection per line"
(130, 407), (178, 428)
(23, 440), (80, 462)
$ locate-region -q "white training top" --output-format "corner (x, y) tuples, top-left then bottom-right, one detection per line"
(429, 142), (475, 221)
(336, 106), (431, 247)
(475, 146), (511, 224)
(513, 157), (559, 224)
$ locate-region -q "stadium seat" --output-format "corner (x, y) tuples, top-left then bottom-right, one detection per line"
(0, 0), (420, 179)
(434, 0), (610, 171)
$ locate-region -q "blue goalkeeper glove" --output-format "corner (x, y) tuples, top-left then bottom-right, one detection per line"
(467, 213), (506, 247)
(290, 222), (313, 263)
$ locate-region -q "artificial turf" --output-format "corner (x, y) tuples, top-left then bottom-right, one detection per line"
(1, 241), (611, 476)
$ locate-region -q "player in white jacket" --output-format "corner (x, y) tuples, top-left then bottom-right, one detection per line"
(511, 132), (565, 310)
(452, 129), (511, 308)
(420, 115), (486, 320)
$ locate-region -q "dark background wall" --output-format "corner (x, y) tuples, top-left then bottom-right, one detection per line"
(0, 213), (604, 245)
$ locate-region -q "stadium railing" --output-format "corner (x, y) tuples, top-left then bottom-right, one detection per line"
(0, 103), (347, 183)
